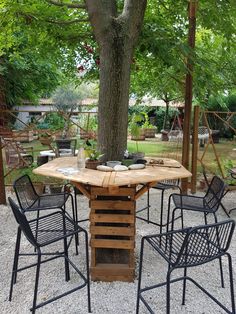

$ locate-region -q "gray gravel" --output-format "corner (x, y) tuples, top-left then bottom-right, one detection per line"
(0, 188), (235, 314)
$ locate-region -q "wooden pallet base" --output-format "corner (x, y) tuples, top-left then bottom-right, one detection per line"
(90, 186), (136, 282)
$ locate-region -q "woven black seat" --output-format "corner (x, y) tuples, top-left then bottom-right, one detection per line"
(22, 192), (70, 211)
(171, 193), (207, 211)
(8, 198), (91, 313)
(56, 138), (77, 157)
(167, 175), (226, 288)
(14, 174), (73, 213)
(136, 220), (235, 314)
(13, 174), (78, 254)
(202, 163), (236, 217)
(137, 179), (181, 234)
(29, 211), (78, 246)
(167, 176), (226, 232)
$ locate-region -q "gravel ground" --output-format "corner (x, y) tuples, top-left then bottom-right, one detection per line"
(0, 187), (235, 314)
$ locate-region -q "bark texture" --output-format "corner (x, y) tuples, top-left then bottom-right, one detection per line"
(86, 0), (147, 161)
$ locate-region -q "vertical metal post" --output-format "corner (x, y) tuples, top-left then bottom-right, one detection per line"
(191, 105), (200, 193)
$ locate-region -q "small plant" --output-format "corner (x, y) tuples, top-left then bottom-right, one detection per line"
(84, 140), (103, 161)
(142, 112), (156, 129)
(129, 113), (145, 152)
(86, 149), (103, 161)
(223, 159), (236, 185)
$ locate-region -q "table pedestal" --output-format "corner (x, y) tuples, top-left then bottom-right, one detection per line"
(89, 186), (136, 282)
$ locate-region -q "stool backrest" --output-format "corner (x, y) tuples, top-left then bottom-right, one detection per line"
(8, 197), (37, 247)
(204, 176), (225, 211)
(176, 220), (235, 267)
(13, 175), (38, 211)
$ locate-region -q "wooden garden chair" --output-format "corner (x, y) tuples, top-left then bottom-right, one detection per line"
(1, 137), (34, 169)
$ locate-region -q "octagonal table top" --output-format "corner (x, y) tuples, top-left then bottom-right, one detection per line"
(33, 157), (192, 188)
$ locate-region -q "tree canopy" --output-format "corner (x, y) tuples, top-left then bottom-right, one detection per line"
(0, 0), (236, 159)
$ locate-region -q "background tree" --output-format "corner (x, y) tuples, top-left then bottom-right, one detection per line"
(1, 0), (236, 160)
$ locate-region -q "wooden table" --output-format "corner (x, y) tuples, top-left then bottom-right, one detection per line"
(33, 157), (191, 282)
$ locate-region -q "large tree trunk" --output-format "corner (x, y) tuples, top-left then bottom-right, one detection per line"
(98, 35), (133, 160)
(86, 0), (147, 161)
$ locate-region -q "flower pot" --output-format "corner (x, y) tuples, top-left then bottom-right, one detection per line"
(144, 128), (156, 138)
(131, 128), (146, 141)
(106, 161), (122, 168)
(85, 160), (102, 170)
(161, 130), (169, 141)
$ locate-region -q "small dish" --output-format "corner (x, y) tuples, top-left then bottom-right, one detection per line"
(106, 161), (122, 168)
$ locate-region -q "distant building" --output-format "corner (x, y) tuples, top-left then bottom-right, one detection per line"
(13, 98), (98, 127)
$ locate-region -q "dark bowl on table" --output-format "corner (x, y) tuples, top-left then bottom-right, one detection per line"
(135, 159), (147, 164)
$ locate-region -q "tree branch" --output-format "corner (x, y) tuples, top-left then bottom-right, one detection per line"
(121, 0), (147, 42)
(85, 0), (117, 44)
(18, 12), (88, 26)
(46, 0), (86, 9)
(46, 18), (88, 25)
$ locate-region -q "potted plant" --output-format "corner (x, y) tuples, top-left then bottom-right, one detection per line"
(83, 140), (103, 169)
(85, 148), (103, 169)
(129, 113), (145, 141)
(129, 113), (145, 161)
(142, 112), (156, 138)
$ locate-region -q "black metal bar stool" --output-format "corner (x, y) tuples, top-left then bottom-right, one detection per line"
(166, 175), (227, 288)
(136, 179), (181, 234)
(136, 220), (235, 314)
(8, 197), (91, 313)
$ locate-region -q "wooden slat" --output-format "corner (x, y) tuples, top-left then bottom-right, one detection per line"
(90, 239), (134, 249)
(90, 213), (135, 223)
(91, 200), (135, 210)
(72, 182), (91, 199)
(102, 171), (112, 187)
(91, 186), (135, 197)
(134, 182), (157, 200)
(90, 226), (135, 236)
(91, 274), (134, 282)
(91, 264), (134, 282)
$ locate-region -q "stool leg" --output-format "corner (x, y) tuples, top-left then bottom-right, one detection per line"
(166, 269), (171, 314)
(136, 238), (145, 314)
(9, 227), (21, 301)
(62, 215), (70, 282)
(182, 267), (187, 305)
(34, 209), (40, 253)
(31, 251), (41, 314)
(70, 194), (79, 255)
(166, 195), (172, 234)
(147, 189), (150, 222)
(227, 253), (236, 314)
(159, 189), (164, 235)
(84, 230), (91, 313)
(213, 213), (224, 288)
